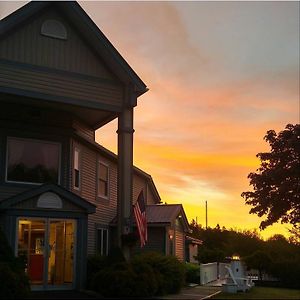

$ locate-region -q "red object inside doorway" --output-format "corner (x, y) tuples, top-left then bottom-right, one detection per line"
(29, 255), (44, 282)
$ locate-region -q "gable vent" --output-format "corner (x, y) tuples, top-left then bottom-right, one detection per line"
(41, 19), (67, 40)
(37, 192), (63, 209)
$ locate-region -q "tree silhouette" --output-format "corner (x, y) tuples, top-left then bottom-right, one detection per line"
(242, 124), (300, 229)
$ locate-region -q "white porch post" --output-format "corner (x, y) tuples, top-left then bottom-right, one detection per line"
(117, 89), (135, 259)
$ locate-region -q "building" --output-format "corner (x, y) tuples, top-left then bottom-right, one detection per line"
(0, 1), (191, 291)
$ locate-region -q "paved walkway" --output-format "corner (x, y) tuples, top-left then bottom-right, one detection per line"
(159, 286), (221, 300)
(29, 285), (221, 300)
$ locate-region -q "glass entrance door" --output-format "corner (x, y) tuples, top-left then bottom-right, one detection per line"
(18, 219), (45, 286)
(48, 220), (75, 286)
(17, 218), (76, 289)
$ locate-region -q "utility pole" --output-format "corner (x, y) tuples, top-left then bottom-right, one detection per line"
(205, 200), (208, 229)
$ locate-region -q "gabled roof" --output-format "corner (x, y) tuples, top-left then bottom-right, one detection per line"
(110, 204), (189, 232)
(146, 204), (189, 232)
(0, 1), (148, 97)
(0, 183), (96, 214)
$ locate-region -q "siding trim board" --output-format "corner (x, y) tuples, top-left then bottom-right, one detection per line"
(0, 59), (122, 87)
(0, 86), (122, 113)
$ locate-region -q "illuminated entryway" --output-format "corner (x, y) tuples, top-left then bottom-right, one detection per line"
(17, 218), (76, 290)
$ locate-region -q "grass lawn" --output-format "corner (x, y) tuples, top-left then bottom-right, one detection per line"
(212, 287), (300, 299)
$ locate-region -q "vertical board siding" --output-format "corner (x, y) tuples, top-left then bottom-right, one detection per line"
(0, 9), (115, 79)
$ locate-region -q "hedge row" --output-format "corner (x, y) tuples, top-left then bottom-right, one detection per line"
(87, 250), (186, 297)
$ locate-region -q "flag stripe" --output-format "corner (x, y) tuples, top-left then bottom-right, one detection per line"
(133, 191), (147, 247)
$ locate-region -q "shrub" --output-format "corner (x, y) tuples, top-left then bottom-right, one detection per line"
(270, 259), (300, 289)
(88, 251), (185, 297)
(185, 262), (200, 284)
(87, 246), (125, 288)
(91, 262), (138, 297)
(0, 228), (30, 299)
(86, 254), (107, 288)
(132, 252), (185, 295)
(131, 258), (158, 297)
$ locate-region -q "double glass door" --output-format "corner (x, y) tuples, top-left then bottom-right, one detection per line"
(17, 218), (76, 289)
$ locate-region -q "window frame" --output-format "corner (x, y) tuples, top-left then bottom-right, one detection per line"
(73, 147), (81, 191)
(96, 227), (109, 256)
(97, 160), (109, 200)
(5, 136), (61, 185)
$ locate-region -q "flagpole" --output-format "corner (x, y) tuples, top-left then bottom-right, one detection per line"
(205, 200), (208, 229)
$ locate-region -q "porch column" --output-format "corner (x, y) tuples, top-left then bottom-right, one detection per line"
(117, 99), (134, 259)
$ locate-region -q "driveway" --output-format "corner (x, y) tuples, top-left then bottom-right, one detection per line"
(29, 286), (221, 300)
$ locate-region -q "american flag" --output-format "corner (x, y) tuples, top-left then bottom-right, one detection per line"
(133, 190), (147, 247)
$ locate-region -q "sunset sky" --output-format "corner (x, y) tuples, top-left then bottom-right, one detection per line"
(1, 1), (299, 239)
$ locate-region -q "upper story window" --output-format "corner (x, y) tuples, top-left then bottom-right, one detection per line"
(6, 137), (60, 184)
(73, 148), (80, 190)
(97, 161), (109, 199)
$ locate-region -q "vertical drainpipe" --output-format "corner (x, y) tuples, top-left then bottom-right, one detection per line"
(117, 84), (135, 260)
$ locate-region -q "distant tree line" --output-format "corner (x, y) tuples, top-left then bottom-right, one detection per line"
(189, 221), (300, 288)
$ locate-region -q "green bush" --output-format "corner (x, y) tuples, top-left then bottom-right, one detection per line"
(270, 259), (300, 289)
(91, 262), (138, 297)
(185, 262), (200, 284)
(0, 228), (30, 299)
(132, 252), (185, 295)
(86, 254), (107, 288)
(88, 251), (185, 297)
(131, 258), (158, 297)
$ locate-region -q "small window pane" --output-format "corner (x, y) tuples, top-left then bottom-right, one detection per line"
(98, 181), (107, 197)
(103, 230), (108, 255)
(74, 150), (79, 170)
(74, 169), (80, 188)
(97, 162), (109, 198)
(99, 163), (108, 180)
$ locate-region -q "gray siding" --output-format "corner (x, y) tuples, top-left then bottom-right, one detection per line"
(0, 8), (124, 110)
(0, 62), (123, 109)
(133, 173), (146, 205)
(0, 112), (71, 202)
(70, 137), (161, 255)
(72, 120), (95, 141)
(71, 139), (118, 255)
(0, 9), (114, 79)
(175, 230), (185, 261)
(133, 227), (165, 255)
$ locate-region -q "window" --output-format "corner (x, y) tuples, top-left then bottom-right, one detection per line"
(73, 148), (80, 189)
(96, 228), (108, 255)
(6, 137), (60, 184)
(97, 161), (109, 198)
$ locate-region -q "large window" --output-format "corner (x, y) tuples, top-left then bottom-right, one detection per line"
(96, 228), (108, 255)
(97, 161), (109, 198)
(6, 137), (60, 184)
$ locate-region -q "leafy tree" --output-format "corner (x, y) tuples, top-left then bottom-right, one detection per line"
(241, 124), (300, 230)
(288, 224), (300, 245)
(244, 250), (272, 280)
